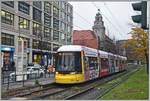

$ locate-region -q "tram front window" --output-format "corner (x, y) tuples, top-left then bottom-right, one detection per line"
(56, 52), (82, 73)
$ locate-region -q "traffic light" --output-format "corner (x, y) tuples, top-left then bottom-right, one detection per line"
(132, 1), (147, 29)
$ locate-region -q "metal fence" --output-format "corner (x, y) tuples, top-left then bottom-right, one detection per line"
(1, 71), (55, 90)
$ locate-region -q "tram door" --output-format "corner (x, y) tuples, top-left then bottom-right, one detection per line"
(83, 56), (90, 81)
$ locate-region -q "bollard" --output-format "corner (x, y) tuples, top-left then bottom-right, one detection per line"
(2, 73), (4, 84)
(15, 71), (16, 82)
(38, 70), (39, 78)
(35, 73), (36, 80)
(49, 72), (50, 78)
(7, 76), (10, 90)
(45, 71), (46, 78)
(22, 74), (25, 87)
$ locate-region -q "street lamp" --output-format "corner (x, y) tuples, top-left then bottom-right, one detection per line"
(37, 28), (43, 67)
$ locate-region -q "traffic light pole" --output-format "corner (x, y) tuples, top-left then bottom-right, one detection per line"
(148, 25), (150, 75)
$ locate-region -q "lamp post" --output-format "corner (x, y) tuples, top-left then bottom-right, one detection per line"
(37, 28), (43, 67)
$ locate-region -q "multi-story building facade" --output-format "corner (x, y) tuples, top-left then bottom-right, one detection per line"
(92, 10), (116, 53)
(0, 1), (73, 71)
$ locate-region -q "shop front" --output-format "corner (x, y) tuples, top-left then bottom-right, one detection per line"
(32, 51), (52, 66)
(1, 46), (15, 71)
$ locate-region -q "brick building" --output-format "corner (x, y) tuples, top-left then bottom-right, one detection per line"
(73, 30), (99, 49)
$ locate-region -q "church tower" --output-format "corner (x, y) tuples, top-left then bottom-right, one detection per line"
(92, 9), (106, 50)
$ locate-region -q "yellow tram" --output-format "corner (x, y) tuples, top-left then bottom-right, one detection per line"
(55, 45), (127, 84)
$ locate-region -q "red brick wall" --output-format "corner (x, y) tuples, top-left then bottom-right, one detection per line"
(73, 30), (99, 49)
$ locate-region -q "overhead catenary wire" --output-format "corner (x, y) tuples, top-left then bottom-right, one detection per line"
(73, 23), (86, 30)
(73, 10), (93, 26)
(103, 2), (126, 34)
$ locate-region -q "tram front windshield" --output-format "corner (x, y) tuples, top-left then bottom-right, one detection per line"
(56, 52), (82, 73)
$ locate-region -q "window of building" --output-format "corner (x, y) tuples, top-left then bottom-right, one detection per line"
(42, 41), (46, 50)
(53, 1), (59, 5)
(18, 1), (30, 15)
(19, 37), (30, 48)
(26, 38), (30, 48)
(32, 39), (38, 49)
(61, 22), (65, 31)
(53, 6), (59, 18)
(44, 1), (51, 14)
(67, 26), (72, 33)
(44, 13), (51, 27)
(33, 7), (42, 23)
(53, 18), (59, 30)
(47, 42), (51, 50)
(62, 12), (66, 20)
(61, 1), (66, 10)
(1, 10), (14, 25)
(67, 35), (71, 43)
(33, 1), (42, 9)
(2, 1), (14, 8)
(53, 44), (59, 51)
(44, 27), (51, 39)
(60, 32), (65, 41)
(32, 39), (43, 50)
(53, 30), (59, 41)
(42, 42), (51, 50)
(60, 11), (62, 19)
(33, 22), (42, 35)
(67, 5), (72, 14)
(19, 17), (30, 30)
(67, 5), (70, 13)
(1, 33), (14, 46)
(67, 15), (71, 23)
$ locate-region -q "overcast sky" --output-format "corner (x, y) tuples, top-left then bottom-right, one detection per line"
(69, 2), (137, 40)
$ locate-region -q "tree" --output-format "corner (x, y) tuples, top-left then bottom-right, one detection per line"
(124, 27), (148, 74)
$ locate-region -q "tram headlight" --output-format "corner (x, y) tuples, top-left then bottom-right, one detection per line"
(56, 72), (58, 74)
(70, 72), (76, 74)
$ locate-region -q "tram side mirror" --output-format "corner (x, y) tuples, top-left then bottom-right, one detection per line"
(53, 53), (58, 68)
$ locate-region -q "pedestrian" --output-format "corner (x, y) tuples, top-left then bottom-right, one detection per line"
(11, 61), (15, 71)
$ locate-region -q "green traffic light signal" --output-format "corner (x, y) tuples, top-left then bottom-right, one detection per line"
(131, 1), (147, 29)
(132, 15), (141, 23)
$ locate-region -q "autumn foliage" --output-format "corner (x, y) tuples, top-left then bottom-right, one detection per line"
(123, 27), (148, 63)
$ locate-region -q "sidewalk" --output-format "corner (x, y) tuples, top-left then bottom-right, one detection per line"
(1, 74), (55, 92)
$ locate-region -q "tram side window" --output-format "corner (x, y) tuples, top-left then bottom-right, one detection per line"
(112, 59), (115, 67)
(74, 52), (82, 72)
(109, 59), (114, 67)
(120, 60), (122, 66)
(88, 57), (98, 70)
(123, 60), (125, 66)
(101, 58), (109, 69)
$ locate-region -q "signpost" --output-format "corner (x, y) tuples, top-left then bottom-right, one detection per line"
(16, 38), (27, 81)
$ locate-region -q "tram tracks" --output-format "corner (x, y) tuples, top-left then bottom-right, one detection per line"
(2, 83), (56, 99)
(4, 66), (139, 100)
(30, 70), (128, 100)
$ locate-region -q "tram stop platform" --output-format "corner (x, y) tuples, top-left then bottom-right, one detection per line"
(1, 74), (55, 93)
